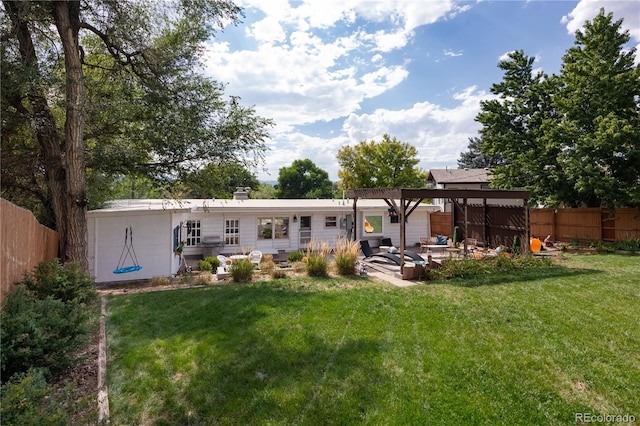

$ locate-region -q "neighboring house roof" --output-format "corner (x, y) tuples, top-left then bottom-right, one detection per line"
(88, 198), (441, 215)
(427, 168), (491, 185)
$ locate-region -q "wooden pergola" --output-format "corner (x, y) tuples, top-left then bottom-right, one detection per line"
(347, 188), (530, 271)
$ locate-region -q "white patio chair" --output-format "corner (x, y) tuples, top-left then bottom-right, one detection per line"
(249, 250), (262, 268)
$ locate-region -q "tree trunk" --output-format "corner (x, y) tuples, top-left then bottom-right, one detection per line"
(4, 0), (89, 270)
(53, 1), (88, 270)
(4, 0), (69, 259)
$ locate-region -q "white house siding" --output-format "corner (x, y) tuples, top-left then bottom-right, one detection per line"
(88, 210), (175, 283)
(88, 198), (439, 283)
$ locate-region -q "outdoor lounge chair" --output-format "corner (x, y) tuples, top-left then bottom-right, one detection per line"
(379, 238), (425, 262)
(359, 240), (402, 266)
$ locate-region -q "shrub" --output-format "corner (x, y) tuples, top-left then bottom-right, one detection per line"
(198, 259), (212, 271)
(333, 237), (359, 276)
(271, 269), (288, 279)
(1, 287), (91, 380)
(149, 276), (171, 286)
(22, 259), (96, 305)
(305, 240), (330, 277)
(229, 259), (254, 283)
(512, 235), (521, 255)
(288, 251), (304, 262)
(0, 368), (70, 424)
(261, 260), (276, 275)
(205, 256), (221, 269)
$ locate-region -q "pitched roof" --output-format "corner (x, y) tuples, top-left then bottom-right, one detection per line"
(427, 168), (491, 184)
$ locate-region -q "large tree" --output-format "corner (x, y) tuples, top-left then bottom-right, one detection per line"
(276, 159), (333, 199)
(179, 162), (259, 199)
(475, 50), (560, 205)
(1, 1), (272, 268)
(336, 133), (426, 190)
(552, 9), (640, 208)
(457, 136), (503, 169)
(473, 10), (639, 208)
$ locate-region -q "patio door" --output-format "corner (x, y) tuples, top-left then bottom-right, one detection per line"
(299, 215), (311, 247)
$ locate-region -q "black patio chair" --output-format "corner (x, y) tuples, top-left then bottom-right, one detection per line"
(379, 238), (425, 262)
(359, 240), (402, 266)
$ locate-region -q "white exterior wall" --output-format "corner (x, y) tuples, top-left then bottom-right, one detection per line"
(88, 210), (175, 283)
(88, 199), (436, 283)
(183, 211), (353, 256)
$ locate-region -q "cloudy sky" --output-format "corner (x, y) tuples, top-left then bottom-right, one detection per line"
(203, 0), (640, 183)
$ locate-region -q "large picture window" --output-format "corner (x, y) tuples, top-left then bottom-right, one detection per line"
(258, 217), (290, 240)
(225, 219), (239, 245)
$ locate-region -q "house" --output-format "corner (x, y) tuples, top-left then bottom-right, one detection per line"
(425, 168), (518, 212)
(87, 193), (441, 283)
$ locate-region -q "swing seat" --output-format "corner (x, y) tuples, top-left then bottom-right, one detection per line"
(113, 265), (143, 274)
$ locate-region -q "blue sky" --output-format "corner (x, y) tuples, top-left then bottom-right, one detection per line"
(203, 0), (640, 183)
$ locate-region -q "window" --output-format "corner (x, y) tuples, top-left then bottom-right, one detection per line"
(325, 216), (337, 227)
(258, 217), (290, 240)
(388, 208), (399, 224)
(185, 220), (201, 246)
(225, 219), (239, 245)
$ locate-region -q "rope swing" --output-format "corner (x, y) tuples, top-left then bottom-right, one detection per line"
(113, 225), (143, 274)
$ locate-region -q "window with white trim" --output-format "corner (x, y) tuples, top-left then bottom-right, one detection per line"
(185, 220), (201, 246)
(258, 217), (290, 240)
(325, 216), (337, 227)
(225, 219), (239, 245)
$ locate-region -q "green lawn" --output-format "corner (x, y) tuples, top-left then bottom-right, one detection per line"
(105, 254), (639, 425)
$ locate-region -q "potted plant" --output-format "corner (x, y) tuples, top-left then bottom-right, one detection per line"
(175, 241), (185, 256)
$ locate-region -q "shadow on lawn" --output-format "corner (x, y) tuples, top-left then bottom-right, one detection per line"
(432, 265), (600, 288)
(107, 281), (394, 424)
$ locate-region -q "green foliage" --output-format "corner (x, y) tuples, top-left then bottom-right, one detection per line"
(1, 287), (92, 380)
(304, 241), (330, 277)
(277, 159), (334, 199)
(457, 137), (503, 169)
(336, 133), (427, 191)
(288, 251), (304, 262)
(251, 182), (277, 199)
(471, 10), (640, 208)
(179, 162), (260, 199)
(0, 368), (70, 425)
(306, 254), (329, 277)
(333, 238), (359, 276)
(21, 259), (96, 305)
(427, 254), (554, 281)
(229, 259), (254, 283)
(198, 259), (212, 271)
(512, 235), (521, 255)
(205, 256), (221, 270)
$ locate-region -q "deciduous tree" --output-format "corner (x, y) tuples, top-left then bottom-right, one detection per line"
(1, 1), (272, 268)
(277, 159), (333, 199)
(337, 134), (426, 190)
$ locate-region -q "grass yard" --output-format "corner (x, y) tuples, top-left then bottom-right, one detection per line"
(105, 254), (639, 425)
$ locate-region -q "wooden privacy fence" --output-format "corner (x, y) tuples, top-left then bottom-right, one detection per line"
(453, 203), (527, 249)
(430, 212), (452, 237)
(1, 198), (59, 303)
(530, 207), (640, 243)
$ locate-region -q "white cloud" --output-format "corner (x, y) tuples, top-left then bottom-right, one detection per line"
(444, 49), (463, 57)
(562, 0), (640, 61)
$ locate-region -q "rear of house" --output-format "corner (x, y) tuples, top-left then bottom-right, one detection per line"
(88, 198), (440, 283)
